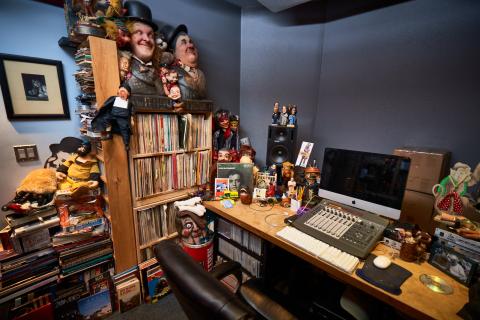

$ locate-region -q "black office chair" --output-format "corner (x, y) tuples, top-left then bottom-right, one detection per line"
(154, 240), (297, 320)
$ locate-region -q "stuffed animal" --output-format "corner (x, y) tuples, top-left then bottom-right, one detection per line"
(2, 168), (57, 213)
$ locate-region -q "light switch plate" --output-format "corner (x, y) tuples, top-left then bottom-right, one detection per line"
(14, 144), (39, 162)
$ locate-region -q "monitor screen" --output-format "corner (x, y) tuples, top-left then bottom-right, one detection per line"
(319, 148), (410, 220)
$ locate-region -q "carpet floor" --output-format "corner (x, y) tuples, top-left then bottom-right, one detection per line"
(109, 293), (188, 320)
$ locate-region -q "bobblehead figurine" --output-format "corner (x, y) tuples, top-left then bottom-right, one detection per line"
(272, 102), (280, 125)
(91, 83), (133, 150)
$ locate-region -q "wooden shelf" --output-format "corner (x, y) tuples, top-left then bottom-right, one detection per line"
(133, 188), (198, 210)
(139, 232), (178, 250)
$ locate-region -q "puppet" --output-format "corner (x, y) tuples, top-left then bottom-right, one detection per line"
(91, 83), (133, 150)
(56, 140), (100, 198)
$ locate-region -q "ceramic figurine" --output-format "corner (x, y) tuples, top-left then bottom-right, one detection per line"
(304, 166), (320, 206)
(288, 177), (297, 198)
(279, 105), (289, 126)
(272, 102), (280, 125)
(161, 24), (206, 100)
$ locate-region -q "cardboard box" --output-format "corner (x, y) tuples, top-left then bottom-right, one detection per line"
(400, 190), (436, 233)
(393, 147), (450, 194)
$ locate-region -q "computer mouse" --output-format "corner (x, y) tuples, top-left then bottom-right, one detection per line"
(373, 255), (391, 269)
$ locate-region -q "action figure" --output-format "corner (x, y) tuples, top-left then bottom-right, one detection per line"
(288, 105), (297, 127)
(272, 102), (280, 125)
(304, 166), (320, 206)
(91, 84), (133, 150)
(279, 105), (289, 126)
(160, 66), (182, 106)
(56, 140), (100, 197)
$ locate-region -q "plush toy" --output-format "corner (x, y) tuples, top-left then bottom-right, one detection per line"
(2, 168), (57, 213)
(56, 140), (100, 198)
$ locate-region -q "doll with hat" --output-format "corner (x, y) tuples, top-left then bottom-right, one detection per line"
(91, 83), (134, 150)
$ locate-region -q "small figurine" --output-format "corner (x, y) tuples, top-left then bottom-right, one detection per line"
(160, 66), (182, 106)
(229, 115), (240, 152)
(288, 105), (297, 127)
(118, 51), (132, 81)
(272, 102), (280, 125)
(279, 105), (289, 126)
(433, 162), (473, 215)
(213, 110), (231, 159)
(91, 83), (133, 150)
(304, 166), (321, 206)
(56, 140), (100, 198)
(288, 177), (297, 198)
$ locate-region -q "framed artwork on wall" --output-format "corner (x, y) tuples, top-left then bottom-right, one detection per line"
(0, 53), (70, 120)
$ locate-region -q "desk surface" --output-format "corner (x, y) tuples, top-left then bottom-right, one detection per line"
(205, 201), (469, 320)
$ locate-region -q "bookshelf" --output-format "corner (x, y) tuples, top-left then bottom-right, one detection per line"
(130, 107), (212, 263)
(87, 37), (213, 266)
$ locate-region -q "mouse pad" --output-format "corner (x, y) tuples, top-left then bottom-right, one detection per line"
(356, 254), (412, 295)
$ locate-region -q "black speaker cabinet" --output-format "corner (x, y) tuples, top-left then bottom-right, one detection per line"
(266, 125), (297, 166)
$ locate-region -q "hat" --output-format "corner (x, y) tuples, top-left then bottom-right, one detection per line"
(123, 1), (158, 31)
(159, 24), (188, 51)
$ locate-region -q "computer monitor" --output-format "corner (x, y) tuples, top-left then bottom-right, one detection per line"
(318, 148), (410, 220)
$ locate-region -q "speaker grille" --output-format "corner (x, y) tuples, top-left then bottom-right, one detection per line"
(269, 145), (290, 164)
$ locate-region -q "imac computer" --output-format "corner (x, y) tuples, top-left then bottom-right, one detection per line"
(319, 148), (411, 220)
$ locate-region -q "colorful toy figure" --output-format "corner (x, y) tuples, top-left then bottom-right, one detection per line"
(213, 110), (231, 159)
(272, 102), (280, 125)
(288, 177), (297, 198)
(176, 210), (209, 245)
(279, 105), (289, 126)
(229, 115), (240, 152)
(91, 84), (133, 150)
(160, 66), (182, 105)
(56, 140), (100, 197)
(288, 105), (297, 127)
(304, 166), (321, 206)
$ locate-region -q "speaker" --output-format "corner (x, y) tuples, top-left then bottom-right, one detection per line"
(266, 125), (297, 166)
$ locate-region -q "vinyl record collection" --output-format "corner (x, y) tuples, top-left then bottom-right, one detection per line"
(133, 150), (210, 198)
(136, 203), (176, 247)
(135, 113), (210, 154)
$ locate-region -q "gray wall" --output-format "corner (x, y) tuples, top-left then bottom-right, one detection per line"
(240, 0), (480, 169)
(0, 0), (240, 215)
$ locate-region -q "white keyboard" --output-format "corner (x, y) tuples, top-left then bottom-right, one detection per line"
(276, 226), (360, 273)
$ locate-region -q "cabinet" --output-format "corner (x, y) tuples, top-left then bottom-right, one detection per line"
(87, 37), (213, 267)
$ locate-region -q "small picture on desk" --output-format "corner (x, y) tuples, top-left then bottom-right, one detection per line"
(215, 178), (229, 200)
(429, 241), (477, 285)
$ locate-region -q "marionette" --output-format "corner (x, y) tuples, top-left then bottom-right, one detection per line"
(91, 83), (133, 150)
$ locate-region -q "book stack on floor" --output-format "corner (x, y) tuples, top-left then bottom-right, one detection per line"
(52, 197), (113, 279)
(138, 258), (170, 304)
(112, 266), (142, 313)
(0, 206), (60, 307)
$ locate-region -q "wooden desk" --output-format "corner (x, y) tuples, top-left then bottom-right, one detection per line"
(204, 201), (469, 320)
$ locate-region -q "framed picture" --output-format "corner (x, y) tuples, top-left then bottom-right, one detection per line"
(428, 240), (478, 285)
(217, 163), (254, 193)
(0, 53), (70, 120)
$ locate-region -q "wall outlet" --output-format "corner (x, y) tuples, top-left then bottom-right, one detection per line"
(13, 144), (39, 162)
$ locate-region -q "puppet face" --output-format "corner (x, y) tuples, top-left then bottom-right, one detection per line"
(169, 86), (181, 100)
(181, 216), (200, 239)
(174, 34), (198, 67)
(305, 172), (319, 185)
(118, 87), (130, 100)
(166, 71), (178, 82)
(230, 120), (239, 130)
(282, 105), (287, 113)
(218, 150), (232, 162)
(273, 103), (279, 113)
(451, 166), (471, 184)
(130, 22), (155, 62)
(219, 117), (229, 129)
(119, 56), (130, 72)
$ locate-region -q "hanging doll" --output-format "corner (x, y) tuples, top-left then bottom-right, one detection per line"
(433, 162), (473, 215)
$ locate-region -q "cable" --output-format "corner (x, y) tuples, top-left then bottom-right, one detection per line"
(248, 200), (274, 212)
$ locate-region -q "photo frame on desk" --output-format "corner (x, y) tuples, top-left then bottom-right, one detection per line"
(428, 240), (477, 286)
(0, 53), (70, 120)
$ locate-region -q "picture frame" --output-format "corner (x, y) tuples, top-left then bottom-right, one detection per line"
(217, 163), (254, 193)
(428, 240), (478, 286)
(0, 53), (70, 120)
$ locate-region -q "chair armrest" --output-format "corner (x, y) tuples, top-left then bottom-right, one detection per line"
(211, 260), (243, 285)
(240, 279), (297, 320)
